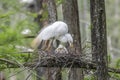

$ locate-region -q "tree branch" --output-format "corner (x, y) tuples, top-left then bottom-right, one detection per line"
(0, 58), (18, 66)
(24, 35), (35, 38)
(0, 54), (120, 74)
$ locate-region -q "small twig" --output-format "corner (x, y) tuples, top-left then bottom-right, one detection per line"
(25, 72), (32, 80)
(7, 68), (26, 78)
(24, 35), (35, 38)
(0, 58), (18, 66)
(19, 51), (34, 53)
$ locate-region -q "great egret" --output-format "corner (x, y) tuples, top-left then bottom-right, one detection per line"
(31, 21), (68, 51)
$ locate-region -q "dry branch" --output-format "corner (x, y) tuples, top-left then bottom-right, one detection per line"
(24, 35), (35, 38)
(25, 54), (95, 68)
(0, 54), (120, 74)
(0, 58), (18, 66)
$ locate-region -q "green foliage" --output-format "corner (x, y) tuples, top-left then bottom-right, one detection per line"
(3, 69), (36, 80)
(84, 75), (94, 80)
(0, 0), (38, 70)
(107, 54), (112, 64)
(0, 28), (20, 44)
(109, 72), (120, 80)
(56, 0), (64, 5)
(115, 59), (120, 68)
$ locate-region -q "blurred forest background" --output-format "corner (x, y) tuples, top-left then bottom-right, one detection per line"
(0, 0), (120, 80)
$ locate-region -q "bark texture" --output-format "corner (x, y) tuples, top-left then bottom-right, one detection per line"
(31, 0), (46, 80)
(34, 0), (44, 27)
(62, 0), (83, 80)
(47, 0), (58, 23)
(47, 0), (61, 80)
(90, 0), (108, 80)
(62, 0), (81, 54)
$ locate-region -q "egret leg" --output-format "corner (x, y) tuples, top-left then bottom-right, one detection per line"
(41, 40), (48, 50)
(45, 40), (53, 51)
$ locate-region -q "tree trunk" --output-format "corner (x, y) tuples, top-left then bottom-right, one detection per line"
(62, 0), (83, 80)
(36, 68), (46, 80)
(62, 0), (81, 52)
(33, 0), (48, 80)
(47, 0), (57, 23)
(90, 0), (108, 80)
(46, 0), (62, 80)
(78, 0), (87, 44)
(34, 0), (44, 27)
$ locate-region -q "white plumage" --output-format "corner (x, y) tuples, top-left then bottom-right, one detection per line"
(54, 33), (73, 53)
(39, 21), (68, 40)
(57, 33), (73, 44)
(31, 21), (68, 49)
(53, 33), (73, 47)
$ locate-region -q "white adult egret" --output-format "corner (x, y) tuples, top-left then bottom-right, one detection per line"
(31, 21), (68, 51)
